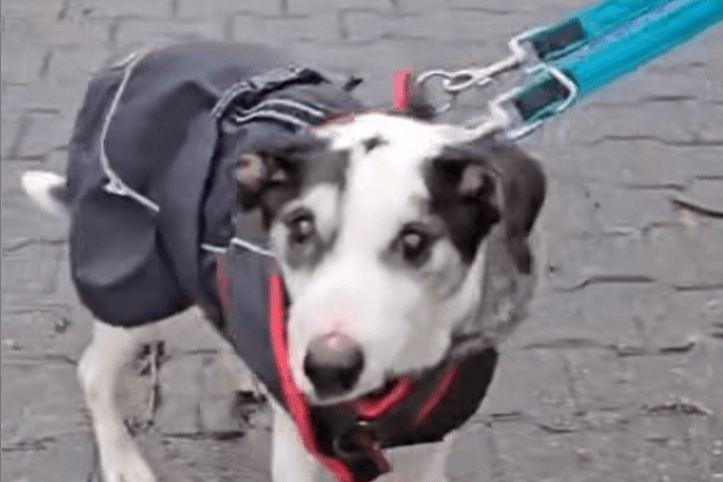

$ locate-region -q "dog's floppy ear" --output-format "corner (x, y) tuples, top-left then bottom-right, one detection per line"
(446, 144), (545, 356)
(429, 142), (545, 272)
(426, 153), (502, 263)
(235, 145), (302, 212)
(236, 152), (281, 208)
(485, 143), (546, 274)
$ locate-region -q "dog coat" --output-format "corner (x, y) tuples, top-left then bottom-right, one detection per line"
(65, 42), (361, 326)
(64, 42), (501, 482)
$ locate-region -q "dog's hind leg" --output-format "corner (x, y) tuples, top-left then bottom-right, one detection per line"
(77, 320), (159, 482)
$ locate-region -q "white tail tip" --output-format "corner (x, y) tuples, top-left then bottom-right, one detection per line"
(21, 170), (69, 219)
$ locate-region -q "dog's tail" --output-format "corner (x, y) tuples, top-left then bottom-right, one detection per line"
(21, 171), (70, 220)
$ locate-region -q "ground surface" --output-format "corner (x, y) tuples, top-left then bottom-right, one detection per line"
(2, 1), (722, 481)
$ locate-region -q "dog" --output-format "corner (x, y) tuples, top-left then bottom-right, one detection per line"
(21, 42), (546, 482)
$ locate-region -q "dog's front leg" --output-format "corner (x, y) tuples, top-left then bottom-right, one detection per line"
(77, 320), (158, 482)
(270, 399), (331, 482)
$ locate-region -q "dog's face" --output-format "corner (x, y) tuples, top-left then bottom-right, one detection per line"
(237, 112), (545, 404)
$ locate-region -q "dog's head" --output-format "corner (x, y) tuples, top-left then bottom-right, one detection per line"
(236, 111), (545, 405)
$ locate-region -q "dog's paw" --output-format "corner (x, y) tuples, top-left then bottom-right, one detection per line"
(100, 448), (157, 482)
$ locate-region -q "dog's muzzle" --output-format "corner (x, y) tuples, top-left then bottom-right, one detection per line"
(215, 244), (498, 482)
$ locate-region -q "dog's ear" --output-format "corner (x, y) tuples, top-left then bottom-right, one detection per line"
(486, 144), (546, 236)
(426, 154), (502, 263)
(235, 146), (302, 211)
(428, 142), (545, 271)
(485, 143), (546, 273)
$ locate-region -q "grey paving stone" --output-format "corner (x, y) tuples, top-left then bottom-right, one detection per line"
(154, 352), (206, 435)
(544, 226), (717, 290)
(0, 307), (77, 359)
(254, 13), (341, 44)
(399, 8), (542, 42)
(1, 241), (64, 300)
(175, 0), (279, 18)
(285, 0), (392, 16)
(491, 421), (586, 482)
(42, 45), (111, 85)
(5, 112), (65, 159)
(1, 433), (95, 482)
(183, 0), (282, 17)
(0, 361), (86, 441)
(570, 427), (708, 482)
(0, 44), (49, 85)
(483, 348), (580, 427)
(517, 286), (646, 348)
(446, 424), (499, 482)
(84, 0), (173, 19)
(1, 83), (84, 122)
(340, 10), (394, 42)
(113, 17), (227, 47)
(539, 139), (723, 188)
(1, 0), (66, 18)
(231, 14), (280, 47)
(1, 11), (101, 50)
(1, 111), (24, 160)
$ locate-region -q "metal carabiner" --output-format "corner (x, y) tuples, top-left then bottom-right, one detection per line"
(415, 29), (540, 114)
(452, 63), (580, 143)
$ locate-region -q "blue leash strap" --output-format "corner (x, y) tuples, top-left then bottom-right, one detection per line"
(418, 0), (723, 142)
(524, 0), (675, 63)
(519, 0), (723, 122)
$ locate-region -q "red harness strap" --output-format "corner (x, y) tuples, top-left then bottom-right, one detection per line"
(268, 274), (361, 482)
(393, 69), (412, 111)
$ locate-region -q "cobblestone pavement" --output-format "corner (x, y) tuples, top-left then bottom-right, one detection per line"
(2, 1), (723, 481)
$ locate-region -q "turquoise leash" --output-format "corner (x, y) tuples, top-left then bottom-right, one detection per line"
(524, 0), (680, 63)
(417, 0), (723, 141)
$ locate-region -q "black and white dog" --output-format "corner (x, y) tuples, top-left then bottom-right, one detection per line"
(21, 43), (545, 482)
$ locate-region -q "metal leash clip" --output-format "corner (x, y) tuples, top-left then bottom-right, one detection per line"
(417, 26), (578, 142)
(416, 29), (538, 114)
(469, 63), (579, 142)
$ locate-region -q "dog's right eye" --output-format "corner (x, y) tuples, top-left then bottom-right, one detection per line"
(287, 213), (315, 245)
(397, 228), (435, 268)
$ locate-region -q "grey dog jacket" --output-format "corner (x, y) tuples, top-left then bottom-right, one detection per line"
(65, 42), (362, 328)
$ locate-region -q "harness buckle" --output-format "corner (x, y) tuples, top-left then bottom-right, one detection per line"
(332, 421), (390, 479)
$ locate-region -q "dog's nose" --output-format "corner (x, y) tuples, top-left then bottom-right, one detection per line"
(303, 332), (364, 398)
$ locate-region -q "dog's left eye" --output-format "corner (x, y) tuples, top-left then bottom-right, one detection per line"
(287, 213), (315, 245)
(397, 228), (434, 267)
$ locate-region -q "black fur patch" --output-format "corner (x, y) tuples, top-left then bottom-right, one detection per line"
(239, 138), (349, 271)
(425, 141), (546, 273)
(238, 138), (349, 230)
(362, 135), (386, 153)
(425, 152), (501, 264)
(280, 206), (329, 270)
